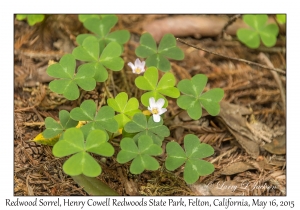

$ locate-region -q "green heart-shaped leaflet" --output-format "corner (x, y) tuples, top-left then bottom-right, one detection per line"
(43, 110), (78, 139)
(107, 92), (141, 128)
(42, 117), (63, 139)
(199, 88), (224, 116)
(259, 24), (279, 47)
(85, 129), (114, 156)
(72, 36), (99, 62)
(78, 14), (101, 23)
(236, 29), (260, 49)
(53, 128), (114, 177)
(135, 33), (157, 57)
(117, 135), (162, 174)
(74, 63), (96, 91)
(105, 30), (130, 46)
(177, 74), (224, 120)
(99, 42), (124, 71)
(135, 67), (180, 107)
(124, 113), (170, 146)
(63, 152), (101, 177)
(53, 128), (85, 157)
(70, 100), (96, 121)
(158, 33), (184, 60)
(164, 141), (186, 171)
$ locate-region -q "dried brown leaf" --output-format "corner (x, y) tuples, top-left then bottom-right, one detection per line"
(221, 162), (256, 175)
(263, 134), (286, 155)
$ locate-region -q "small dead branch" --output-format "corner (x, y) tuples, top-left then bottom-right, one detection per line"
(23, 122), (45, 127)
(14, 49), (65, 60)
(219, 15), (242, 38)
(176, 38), (286, 75)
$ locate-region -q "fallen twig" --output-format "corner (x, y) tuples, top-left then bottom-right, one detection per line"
(176, 38), (286, 75)
(219, 14), (241, 38)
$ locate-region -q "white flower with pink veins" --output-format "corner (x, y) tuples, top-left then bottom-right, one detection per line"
(148, 97), (167, 122)
(127, 58), (145, 74)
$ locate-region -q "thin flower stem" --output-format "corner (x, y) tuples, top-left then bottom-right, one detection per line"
(103, 72), (114, 99)
(110, 71), (117, 98)
(120, 68), (131, 97)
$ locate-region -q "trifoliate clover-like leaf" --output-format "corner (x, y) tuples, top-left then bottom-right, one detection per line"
(135, 33), (184, 72)
(53, 128), (114, 177)
(72, 40), (124, 82)
(47, 54), (96, 100)
(117, 135), (162, 174)
(135, 67), (180, 107)
(124, 113), (170, 146)
(107, 92), (141, 128)
(76, 15), (129, 52)
(165, 134), (215, 184)
(43, 110), (78, 139)
(237, 15), (279, 48)
(177, 74), (224, 120)
(70, 100), (118, 138)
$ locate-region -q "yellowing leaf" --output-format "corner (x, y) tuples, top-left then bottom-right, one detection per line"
(31, 133), (60, 146)
(32, 121), (87, 146)
(76, 121), (87, 128)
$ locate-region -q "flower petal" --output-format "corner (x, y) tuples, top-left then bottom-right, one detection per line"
(153, 114), (161, 122)
(149, 97), (156, 108)
(135, 58), (142, 66)
(156, 98), (165, 108)
(159, 108), (167, 115)
(128, 62), (135, 70)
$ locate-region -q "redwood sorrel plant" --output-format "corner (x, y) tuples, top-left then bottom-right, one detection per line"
(34, 14), (224, 185)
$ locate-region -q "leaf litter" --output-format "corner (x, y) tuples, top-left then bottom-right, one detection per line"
(14, 14), (286, 196)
